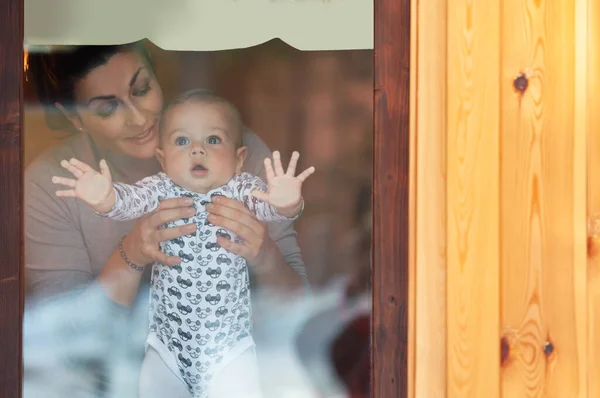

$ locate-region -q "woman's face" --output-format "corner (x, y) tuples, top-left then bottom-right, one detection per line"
(69, 50), (164, 159)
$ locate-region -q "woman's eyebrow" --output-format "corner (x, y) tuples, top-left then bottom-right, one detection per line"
(87, 95), (116, 104)
(86, 67), (145, 105)
(128, 67), (145, 88)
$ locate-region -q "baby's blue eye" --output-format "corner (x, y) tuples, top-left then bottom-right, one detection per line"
(175, 137), (190, 146)
(206, 136), (221, 145)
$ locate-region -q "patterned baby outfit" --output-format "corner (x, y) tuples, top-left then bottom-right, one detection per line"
(99, 172), (300, 397)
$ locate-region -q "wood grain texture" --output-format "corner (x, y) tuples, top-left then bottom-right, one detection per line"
(500, 0), (584, 396)
(587, 0), (600, 394)
(446, 0), (500, 396)
(574, 1), (589, 397)
(413, 0), (447, 396)
(373, 0), (411, 396)
(408, 0), (417, 395)
(0, 0), (23, 395)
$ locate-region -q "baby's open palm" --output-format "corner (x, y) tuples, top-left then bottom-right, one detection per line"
(52, 158), (113, 207)
(252, 151), (315, 211)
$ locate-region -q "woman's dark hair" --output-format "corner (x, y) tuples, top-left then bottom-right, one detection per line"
(26, 41), (154, 130)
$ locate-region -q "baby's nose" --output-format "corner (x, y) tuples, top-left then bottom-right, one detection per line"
(191, 145), (206, 155)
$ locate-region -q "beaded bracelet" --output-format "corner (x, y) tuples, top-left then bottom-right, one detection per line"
(118, 236), (148, 272)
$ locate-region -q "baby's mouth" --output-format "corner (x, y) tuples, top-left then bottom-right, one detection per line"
(191, 164), (208, 175)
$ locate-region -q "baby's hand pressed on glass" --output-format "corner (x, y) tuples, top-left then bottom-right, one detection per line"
(252, 151), (315, 218)
(52, 158), (116, 213)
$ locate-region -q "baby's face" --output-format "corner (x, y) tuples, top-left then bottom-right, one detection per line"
(155, 101), (247, 193)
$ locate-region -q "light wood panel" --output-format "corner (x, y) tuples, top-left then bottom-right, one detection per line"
(412, 0), (447, 396)
(574, 1), (590, 397)
(500, 0), (585, 396)
(446, 0), (500, 396)
(587, 0), (600, 395)
(411, 1), (600, 397)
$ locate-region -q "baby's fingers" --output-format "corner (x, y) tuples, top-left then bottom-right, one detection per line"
(286, 151), (300, 176)
(297, 166), (315, 182)
(60, 160), (84, 178)
(272, 151), (285, 176)
(251, 189), (269, 203)
(99, 159), (112, 179)
(264, 158), (275, 186)
(55, 189), (78, 198)
(52, 176), (77, 188)
(69, 158), (94, 173)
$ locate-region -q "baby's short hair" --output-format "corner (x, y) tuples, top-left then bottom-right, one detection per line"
(160, 88), (244, 147)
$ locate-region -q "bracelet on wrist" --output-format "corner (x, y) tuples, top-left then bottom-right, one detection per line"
(118, 236), (149, 272)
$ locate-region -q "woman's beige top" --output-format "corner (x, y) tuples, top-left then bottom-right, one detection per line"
(24, 129), (307, 302)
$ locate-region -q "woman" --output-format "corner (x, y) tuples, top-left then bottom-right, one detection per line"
(23, 42), (307, 396)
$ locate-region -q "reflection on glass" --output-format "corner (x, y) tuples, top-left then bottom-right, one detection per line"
(22, 39), (373, 398)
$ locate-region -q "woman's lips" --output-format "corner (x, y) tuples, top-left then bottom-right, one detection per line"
(128, 123), (157, 145)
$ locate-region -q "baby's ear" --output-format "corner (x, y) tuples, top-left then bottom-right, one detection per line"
(155, 148), (166, 170)
(235, 146), (248, 174)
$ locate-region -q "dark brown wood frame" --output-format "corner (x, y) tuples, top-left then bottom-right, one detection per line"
(0, 0), (410, 396)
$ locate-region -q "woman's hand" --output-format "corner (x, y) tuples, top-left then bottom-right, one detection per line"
(206, 196), (275, 269)
(121, 197), (197, 267)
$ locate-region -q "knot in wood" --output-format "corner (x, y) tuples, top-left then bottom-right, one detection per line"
(513, 73), (529, 93)
(543, 341), (554, 356)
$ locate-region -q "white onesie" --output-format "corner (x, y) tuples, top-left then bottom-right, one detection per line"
(99, 171), (299, 397)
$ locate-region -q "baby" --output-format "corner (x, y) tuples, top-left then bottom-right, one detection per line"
(52, 89), (314, 398)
